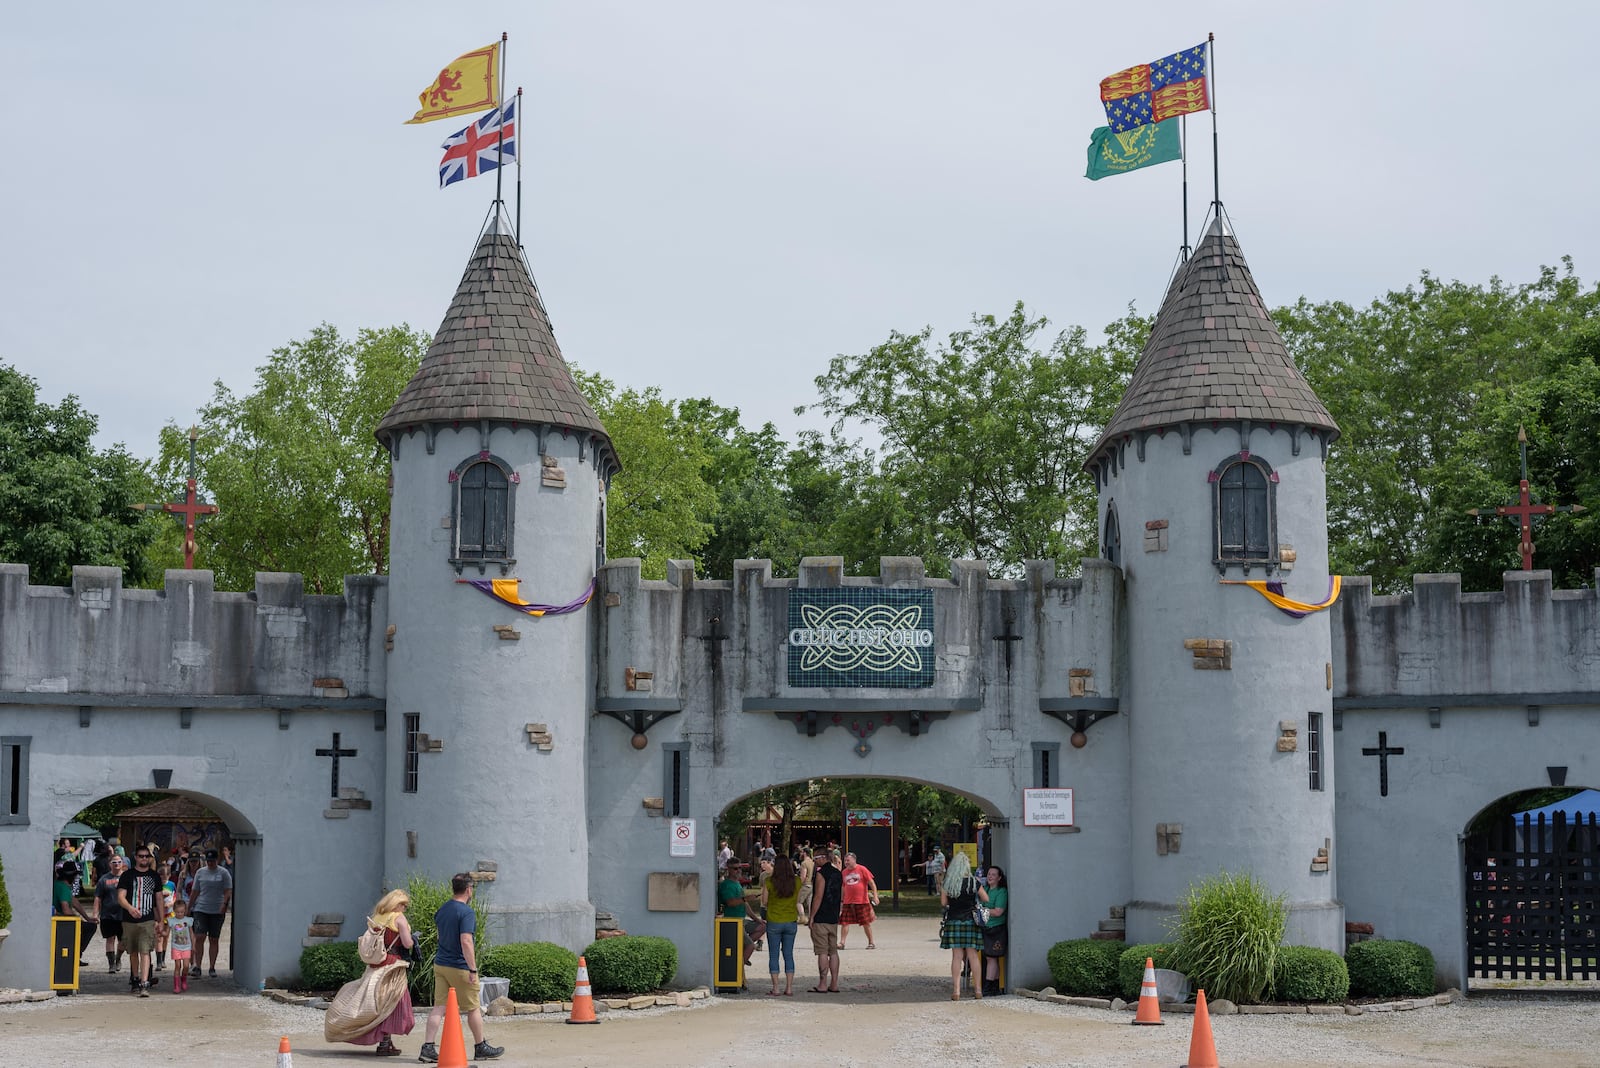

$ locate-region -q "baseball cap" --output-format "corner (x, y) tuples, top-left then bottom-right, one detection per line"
(205, 848), (220, 859)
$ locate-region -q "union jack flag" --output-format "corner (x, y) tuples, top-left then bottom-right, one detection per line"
(439, 99), (516, 189)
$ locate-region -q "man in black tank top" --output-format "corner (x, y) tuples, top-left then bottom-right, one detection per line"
(808, 849), (844, 993)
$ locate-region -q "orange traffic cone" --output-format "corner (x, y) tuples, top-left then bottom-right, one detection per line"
(1184, 988), (1220, 1068)
(436, 987), (470, 1068)
(276, 1036), (293, 1068)
(566, 955), (600, 1024)
(1131, 956), (1164, 1025)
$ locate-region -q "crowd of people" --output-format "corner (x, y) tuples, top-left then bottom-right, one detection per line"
(51, 835), (234, 996)
(714, 838), (1008, 1000)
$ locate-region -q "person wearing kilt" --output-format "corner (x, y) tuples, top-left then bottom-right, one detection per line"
(837, 853), (880, 949)
(938, 852), (984, 1000)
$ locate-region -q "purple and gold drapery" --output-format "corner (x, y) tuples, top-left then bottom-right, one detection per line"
(1222, 575), (1342, 618)
(457, 577), (595, 617)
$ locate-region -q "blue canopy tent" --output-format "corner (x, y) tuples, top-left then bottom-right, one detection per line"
(1513, 789), (1600, 849)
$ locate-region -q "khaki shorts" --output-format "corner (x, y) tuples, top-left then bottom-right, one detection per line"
(433, 964), (481, 1012)
(123, 920), (156, 954)
(809, 921), (838, 956)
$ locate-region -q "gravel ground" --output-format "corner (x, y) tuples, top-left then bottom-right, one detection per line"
(3, 915), (1596, 1067)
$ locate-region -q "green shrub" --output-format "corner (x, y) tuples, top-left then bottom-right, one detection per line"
(1272, 945), (1350, 1002)
(481, 942), (578, 1004)
(1117, 942), (1179, 1001)
(0, 850), (12, 930)
(1346, 939), (1435, 998)
(405, 874), (492, 1006)
(299, 941), (364, 989)
(1167, 871), (1286, 1004)
(1047, 939), (1122, 996)
(582, 935), (679, 994)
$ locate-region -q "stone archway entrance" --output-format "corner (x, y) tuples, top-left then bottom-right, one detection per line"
(712, 777), (1008, 999)
(1464, 788), (1600, 984)
(40, 787), (263, 994)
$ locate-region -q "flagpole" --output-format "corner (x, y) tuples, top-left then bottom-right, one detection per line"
(1208, 32), (1221, 215)
(1180, 115), (1190, 261)
(515, 86), (524, 248)
(494, 31), (508, 212)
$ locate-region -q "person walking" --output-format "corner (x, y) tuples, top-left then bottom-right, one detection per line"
(807, 849), (843, 994)
(417, 875), (501, 1063)
(117, 846), (167, 997)
(836, 853), (880, 950)
(95, 855), (126, 973)
(167, 901), (195, 993)
(326, 888), (416, 1057)
(759, 856), (803, 996)
(916, 846), (946, 895)
(186, 849), (232, 979)
(979, 865), (1008, 996)
(795, 846), (815, 917)
(939, 852), (983, 1001)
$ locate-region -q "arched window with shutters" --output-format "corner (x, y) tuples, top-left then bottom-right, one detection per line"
(450, 452), (517, 572)
(1212, 453), (1276, 571)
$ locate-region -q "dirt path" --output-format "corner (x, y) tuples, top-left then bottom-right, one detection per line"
(4, 916), (1597, 1067)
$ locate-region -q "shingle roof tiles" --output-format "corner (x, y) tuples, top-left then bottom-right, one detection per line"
(1088, 222), (1337, 463)
(377, 226), (610, 445)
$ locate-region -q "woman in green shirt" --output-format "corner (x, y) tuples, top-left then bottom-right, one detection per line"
(979, 865), (1008, 997)
(759, 858), (804, 995)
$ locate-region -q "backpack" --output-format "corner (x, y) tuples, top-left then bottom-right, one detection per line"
(357, 923), (389, 966)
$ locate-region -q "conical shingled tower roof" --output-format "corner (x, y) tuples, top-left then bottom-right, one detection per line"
(376, 218), (612, 458)
(1087, 218), (1337, 467)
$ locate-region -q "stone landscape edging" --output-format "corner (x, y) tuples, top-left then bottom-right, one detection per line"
(1011, 987), (1464, 1016)
(260, 986), (712, 1014)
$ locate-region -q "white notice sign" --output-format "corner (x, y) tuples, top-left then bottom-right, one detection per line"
(1023, 788), (1074, 827)
(669, 817), (697, 857)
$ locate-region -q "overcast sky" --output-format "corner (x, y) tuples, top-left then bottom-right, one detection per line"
(5, 3), (1596, 459)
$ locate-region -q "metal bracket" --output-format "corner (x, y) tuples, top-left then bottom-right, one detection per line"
(1042, 708), (1119, 737)
(777, 710), (949, 748)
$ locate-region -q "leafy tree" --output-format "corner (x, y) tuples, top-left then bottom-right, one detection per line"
(1279, 261), (1600, 593)
(72, 791), (170, 836)
(155, 325), (427, 593)
(575, 369), (716, 580)
(716, 778), (983, 858)
(805, 302), (1140, 577)
(0, 363), (162, 586)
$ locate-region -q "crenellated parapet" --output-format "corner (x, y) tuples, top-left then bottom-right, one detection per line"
(0, 564), (387, 700)
(594, 555), (1124, 721)
(1334, 569), (1600, 705)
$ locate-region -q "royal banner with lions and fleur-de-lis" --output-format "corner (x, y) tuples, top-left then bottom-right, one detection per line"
(786, 588), (936, 688)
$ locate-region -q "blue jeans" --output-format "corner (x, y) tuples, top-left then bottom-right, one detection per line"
(766, 921), (798, 974)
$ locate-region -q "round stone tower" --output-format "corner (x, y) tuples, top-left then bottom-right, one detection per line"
(1087, 217), (1344, 950)
(376, 214), (617, 948)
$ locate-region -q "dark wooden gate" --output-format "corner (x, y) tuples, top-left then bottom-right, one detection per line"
(1466, 811), (1600, 980)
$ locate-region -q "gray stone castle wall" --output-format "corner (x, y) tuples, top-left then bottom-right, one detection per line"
(0, 565), (389, 990)
(1332, 570), (1600, 988)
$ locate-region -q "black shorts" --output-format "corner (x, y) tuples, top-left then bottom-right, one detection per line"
(193, 911), (225, 938)
(100, 917), (123, 938)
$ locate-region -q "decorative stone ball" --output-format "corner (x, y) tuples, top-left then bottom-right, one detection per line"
(631, 732), (649, 750)
(1070, 731), (1087, 749)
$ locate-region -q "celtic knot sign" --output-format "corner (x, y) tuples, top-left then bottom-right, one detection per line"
(786, 588), (935, 688)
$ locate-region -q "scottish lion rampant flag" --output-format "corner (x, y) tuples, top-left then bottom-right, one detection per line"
(439, 99), (517, 189)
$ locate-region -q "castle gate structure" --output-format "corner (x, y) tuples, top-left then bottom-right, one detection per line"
(1, 213), (1596, 993)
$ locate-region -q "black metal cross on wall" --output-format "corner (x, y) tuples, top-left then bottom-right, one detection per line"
(316, 732), (357, 798)
(993, 611), (1023, 673)
(1361, 731), (1405, 798)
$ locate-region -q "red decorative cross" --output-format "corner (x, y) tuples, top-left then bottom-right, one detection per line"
(440, 119), (504, 179)
(1467, 426), (1585, 571)
(166, 474), (218, 570)
(136, 427), (217, 569)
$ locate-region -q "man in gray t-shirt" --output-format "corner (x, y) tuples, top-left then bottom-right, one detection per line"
(187, 850), (232, 978)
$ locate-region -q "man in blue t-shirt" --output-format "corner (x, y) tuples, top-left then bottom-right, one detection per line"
(417, 874), (503, 1063)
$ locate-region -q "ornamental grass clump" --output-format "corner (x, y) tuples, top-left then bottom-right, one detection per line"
(1167, 870), (1287, 1004)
